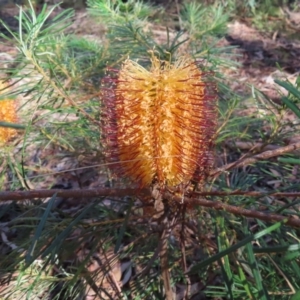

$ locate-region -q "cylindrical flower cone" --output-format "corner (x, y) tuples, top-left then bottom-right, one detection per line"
(0, 80), (18, 144)
(102, 55), (217, 191)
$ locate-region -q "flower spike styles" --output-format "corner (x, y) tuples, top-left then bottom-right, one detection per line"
(102, 55), (217, 189)
(0, 81), (18, 144)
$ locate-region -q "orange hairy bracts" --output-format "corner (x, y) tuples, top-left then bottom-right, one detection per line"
(0, 80), (18, 144)
(101, 55), (217, 188)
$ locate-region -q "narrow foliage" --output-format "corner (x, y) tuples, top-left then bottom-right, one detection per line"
(102, 55), (217, 188)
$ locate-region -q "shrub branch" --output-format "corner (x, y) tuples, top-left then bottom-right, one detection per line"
(1, 188), (300, 227)
(211, 141), (300, 177)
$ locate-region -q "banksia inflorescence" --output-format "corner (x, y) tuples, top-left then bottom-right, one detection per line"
(102, 54), (217, 190)
(0, 80), (18, 144)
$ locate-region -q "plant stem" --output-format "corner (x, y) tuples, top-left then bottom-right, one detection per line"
(211, 141), (300, 177)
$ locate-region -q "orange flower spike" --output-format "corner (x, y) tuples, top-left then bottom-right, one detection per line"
(0, 81), (18, 144)
(102, 55), (217, 188)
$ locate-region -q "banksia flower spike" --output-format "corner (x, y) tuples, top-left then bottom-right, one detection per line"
(0, 80), (18, 144)
(102, 54), (217, 191)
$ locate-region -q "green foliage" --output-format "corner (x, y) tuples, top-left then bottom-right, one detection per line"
(180, 2), (228, 39)
(0, 0), (300, 299)
(87, 0), (155, 25)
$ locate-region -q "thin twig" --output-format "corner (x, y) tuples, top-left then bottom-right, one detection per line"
(180, 206), (190, 300)
(1, 188), (300, 227)
(4, 141), (299, 187)
(211, 141), (300, 177)
(5, 141), (299, 186)
(0, 188), (150, 201)
(151, 183), (173, 299)
(160, 214), (174, 300)
(167, 193), (300, 228)
(2, 188), (300, 202)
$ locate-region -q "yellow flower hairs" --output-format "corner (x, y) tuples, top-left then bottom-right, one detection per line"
(0, 80), (18, 144)
(102, 55), (217, 188)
